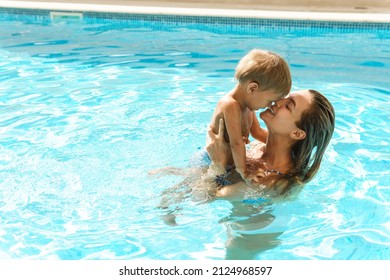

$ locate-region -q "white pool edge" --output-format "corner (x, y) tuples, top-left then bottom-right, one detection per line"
(1, 1), (390, 22)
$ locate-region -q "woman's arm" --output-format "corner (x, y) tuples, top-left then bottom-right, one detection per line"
(206, 117), (232, 171)
(222, 102), (247, 178)
(215, 181), (250, 201)
(206, 118), (253, 201)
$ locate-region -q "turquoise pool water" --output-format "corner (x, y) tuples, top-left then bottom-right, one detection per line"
(0, 11), (389, 260)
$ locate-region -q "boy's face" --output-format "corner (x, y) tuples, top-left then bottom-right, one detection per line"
(248, 87), (283, 111)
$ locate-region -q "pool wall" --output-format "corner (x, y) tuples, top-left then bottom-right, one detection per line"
(1, 0), (390, 23)
(1, 7), (390, 34)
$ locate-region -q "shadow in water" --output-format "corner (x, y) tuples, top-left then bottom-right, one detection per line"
(220, 202), (283, 260)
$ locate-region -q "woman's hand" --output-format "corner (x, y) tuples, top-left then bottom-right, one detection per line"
(206, 118), (231, 169)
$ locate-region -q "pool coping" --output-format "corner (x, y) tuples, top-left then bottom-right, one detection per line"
(1, 0), (390, 23)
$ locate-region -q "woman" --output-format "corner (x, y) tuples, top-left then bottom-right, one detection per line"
(158, 89), (335, 207)
(205, 89), (335, 200)
(157, 89), (335, 259)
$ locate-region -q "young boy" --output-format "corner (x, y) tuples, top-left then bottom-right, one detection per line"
(208, 49), (292, 179)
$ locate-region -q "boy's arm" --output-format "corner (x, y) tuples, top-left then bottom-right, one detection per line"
(222, 101), (247, 178)
(250, 112), (268, 143)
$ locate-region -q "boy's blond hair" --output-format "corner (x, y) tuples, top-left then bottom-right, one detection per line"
(235, 49), (292, 97)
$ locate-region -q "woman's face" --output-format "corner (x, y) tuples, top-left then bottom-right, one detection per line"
(260, 89), (313, 135)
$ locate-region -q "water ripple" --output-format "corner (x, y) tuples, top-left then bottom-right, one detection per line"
(1, 18), (389, 260)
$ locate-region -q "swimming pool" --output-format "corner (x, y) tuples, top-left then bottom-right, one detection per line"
(0, 9), (389, 260)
